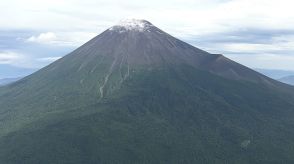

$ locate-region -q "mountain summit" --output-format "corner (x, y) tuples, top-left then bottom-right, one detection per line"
(109, 19), (154, 32)
(47, 19), (283, 99)
(0, 20), (294, 164)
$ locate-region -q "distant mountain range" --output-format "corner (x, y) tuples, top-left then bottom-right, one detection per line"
(0, 64), (35, 79)
(0, 77), (21, 86)
(255, 68), (294, 79)
(278, 75), (294, 85)
(1, 19), (294, 164)
(255, 69), (294, 85)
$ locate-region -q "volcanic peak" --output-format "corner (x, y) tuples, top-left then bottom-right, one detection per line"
(109, 19), (154, 32)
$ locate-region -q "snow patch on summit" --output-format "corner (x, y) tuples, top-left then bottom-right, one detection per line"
(109, 19), (153, 32)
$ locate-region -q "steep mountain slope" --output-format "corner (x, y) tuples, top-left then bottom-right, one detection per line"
(0, 19), (294, 164)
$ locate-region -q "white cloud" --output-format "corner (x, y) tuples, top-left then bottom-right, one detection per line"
(26, 32), (97, 46)
(1, 0), (294, 70)
(0, 51), (60, 69)
(1, 0), (293, 33)
(221, 43), (282, 53)
(0, 52), (24, 64)
(37, 57), (61, 62)
(2, 0), (294, 39)
(27, 32), (57, 44)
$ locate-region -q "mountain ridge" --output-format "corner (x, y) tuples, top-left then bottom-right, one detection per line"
(279, 75), (294, 85)
(0, 77), (21, 86)
(0, 19), (294, 164)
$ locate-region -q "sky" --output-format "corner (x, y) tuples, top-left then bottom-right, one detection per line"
(1, 0), (294, 78)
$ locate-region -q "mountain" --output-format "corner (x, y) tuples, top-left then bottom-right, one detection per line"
(255, 68), (294, 79)
(279, 75), (294, 85)
(0, 77), (22, 86)
(1, 19), (294, 164)
(254, 69), (294, 85)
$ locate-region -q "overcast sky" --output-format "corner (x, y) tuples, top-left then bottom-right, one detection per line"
(1, 0), (294, 77)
